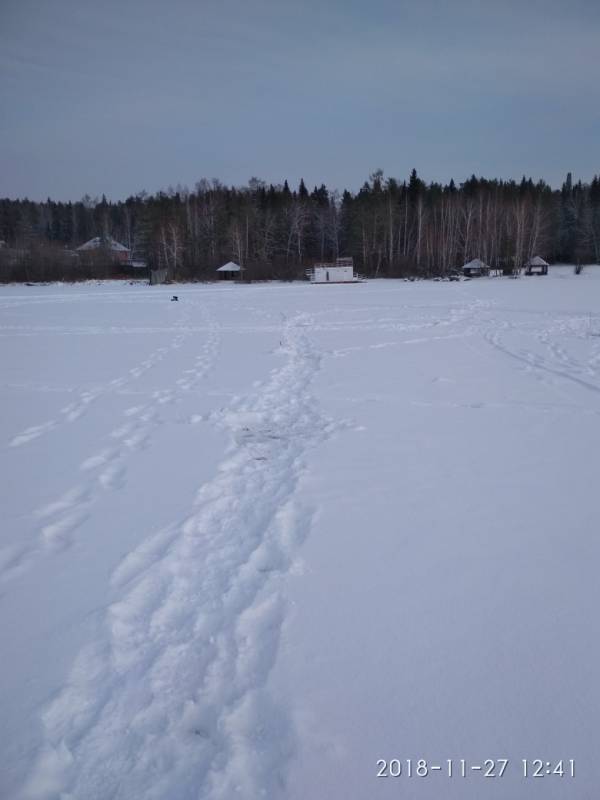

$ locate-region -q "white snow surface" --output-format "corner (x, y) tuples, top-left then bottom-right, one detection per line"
(1, 268), (600, 799)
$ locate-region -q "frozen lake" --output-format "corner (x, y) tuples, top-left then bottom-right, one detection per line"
(1, 268), (599, 799)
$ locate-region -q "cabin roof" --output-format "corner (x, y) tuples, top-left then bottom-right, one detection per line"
(76, 236), (129, 252)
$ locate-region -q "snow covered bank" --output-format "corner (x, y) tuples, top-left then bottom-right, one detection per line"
(1, 268), (600, 798)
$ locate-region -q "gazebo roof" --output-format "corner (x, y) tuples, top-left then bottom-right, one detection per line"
(526, 255), (549, 267)
(216, 261), (244, 272)
(463, 258), (489, 269)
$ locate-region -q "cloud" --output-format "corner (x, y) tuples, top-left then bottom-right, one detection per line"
(1, 0), (598, 198)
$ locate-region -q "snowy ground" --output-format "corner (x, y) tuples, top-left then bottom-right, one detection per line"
(1, 268), (599, 799)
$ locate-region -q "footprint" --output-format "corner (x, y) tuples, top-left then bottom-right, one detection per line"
(9, 421), (57, 447)
(123, 430), (149, 451)
(35, 486), (90, 519)
(80, 447), (119, 471)
(124, 406), (144, 417)
(0, 543), (29, 578)
(110, 423), (135, 439)
(42, 510), (89, 550)
(99, 462), (126, 490)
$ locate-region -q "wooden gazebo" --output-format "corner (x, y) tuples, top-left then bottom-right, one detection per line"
(524, 256), (549, 275)
(216, 261), (245, 281)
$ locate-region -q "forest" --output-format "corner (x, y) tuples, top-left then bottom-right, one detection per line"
(1, 169), (599, 282)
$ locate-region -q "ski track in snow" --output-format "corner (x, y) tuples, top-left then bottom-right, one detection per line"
(325, 299), (485, 357)
(0, 302), (220, 582)
(482, 317), (600, 400)
(22, 312), (334, 800)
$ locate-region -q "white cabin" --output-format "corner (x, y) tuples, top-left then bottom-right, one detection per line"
(308, 257), (358, 283)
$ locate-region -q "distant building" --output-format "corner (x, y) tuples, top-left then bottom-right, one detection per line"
(76, 236), (130, 263)
(150, 268), (168, 285)
(307, 257), (359, 283)
(462, 258), (490, 277)
(216, 261), (244, 280)
(524, 256), (549, 275)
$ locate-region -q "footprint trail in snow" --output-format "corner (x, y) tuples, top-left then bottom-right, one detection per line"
(23, 312), (333, 800)
(0, 303), (219, 582)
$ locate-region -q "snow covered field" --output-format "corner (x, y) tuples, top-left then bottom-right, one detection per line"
(1, 268), (600, 799)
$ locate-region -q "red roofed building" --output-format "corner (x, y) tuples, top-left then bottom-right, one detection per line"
(76, 236), (130, 263)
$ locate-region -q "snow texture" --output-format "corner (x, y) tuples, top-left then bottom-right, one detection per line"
(1, 268), (600, 799)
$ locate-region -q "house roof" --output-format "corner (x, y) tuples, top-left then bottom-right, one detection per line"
(526, 255), (549, 267)
(217, 261), (243, 272)
(463, 258), (489, 270)
(76, 236), (129, 252)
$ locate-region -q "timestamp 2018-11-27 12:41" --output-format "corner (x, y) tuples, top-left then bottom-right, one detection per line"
(376, 758), (575, 779)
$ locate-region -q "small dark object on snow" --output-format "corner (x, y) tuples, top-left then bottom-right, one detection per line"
(171, 295), (178, 301)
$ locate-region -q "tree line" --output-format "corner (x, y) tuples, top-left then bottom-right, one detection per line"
(1, 170), (599, 282)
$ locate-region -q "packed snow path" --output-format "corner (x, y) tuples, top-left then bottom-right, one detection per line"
(1, 270), (600, 799)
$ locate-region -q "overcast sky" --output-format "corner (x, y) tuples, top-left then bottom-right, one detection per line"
(1, 0), (599, 200)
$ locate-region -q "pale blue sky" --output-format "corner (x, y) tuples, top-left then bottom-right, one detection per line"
(1, 0), (599, 200)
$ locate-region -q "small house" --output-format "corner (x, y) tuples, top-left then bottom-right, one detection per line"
(524, 256), (549, 275)
(307, 257), (359, 283)
(462, 258), (490, 278)
(216, 261), (244, 281)
(76, 236), (130, 263)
